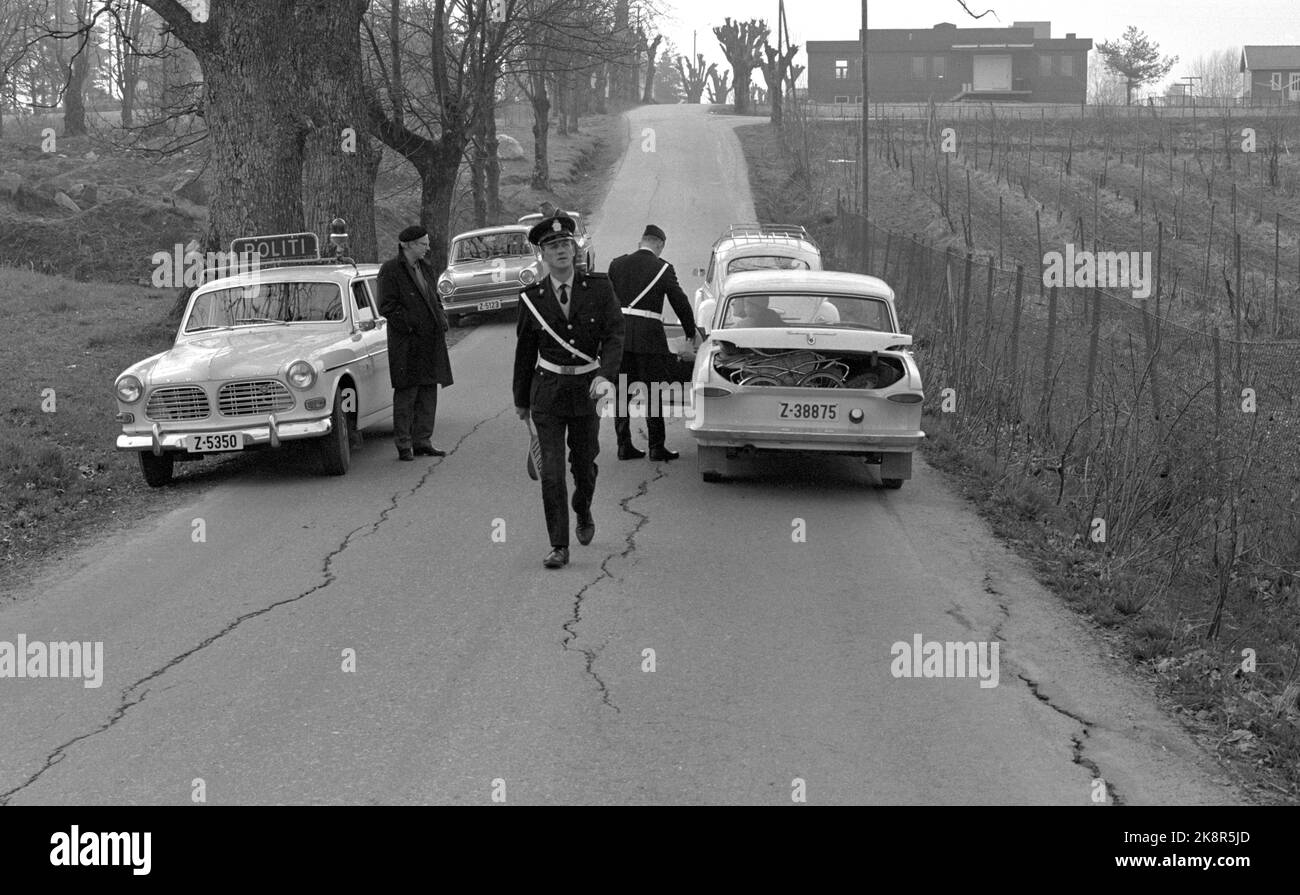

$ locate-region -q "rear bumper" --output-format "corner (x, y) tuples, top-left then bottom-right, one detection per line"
(689, 426), (924, 452)
(116, 415), (332, 454)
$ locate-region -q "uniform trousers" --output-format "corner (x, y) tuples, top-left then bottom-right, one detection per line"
(531, 409), (600, 549)
(613, 350), (670, 450)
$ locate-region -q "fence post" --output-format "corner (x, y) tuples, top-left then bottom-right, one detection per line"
(1141, 298), (1163, 434)
(1040, 285), (1059, 440)
(1010, 263), (1025, 416)
(982, 258), (995, 355)
(960, 251), (973, 361)
(1083, 287), (1101, 449)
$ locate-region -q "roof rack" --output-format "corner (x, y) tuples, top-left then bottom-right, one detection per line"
(713, 223), (821, 251)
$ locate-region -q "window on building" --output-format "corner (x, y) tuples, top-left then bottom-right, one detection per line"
(911, 56), (926, 80)
(1060, 54), (1074, 77)
(1290, 73), (1300, 92)
(933, 55), (947, 79)
(835, 59), (848, 79)
(854, 95), (863, 103)
(1271, 72), (1283, 90)
(834, 95), (849, 104)
(1040, 54), (1053, 78)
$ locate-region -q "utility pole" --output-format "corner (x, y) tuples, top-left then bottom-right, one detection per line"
(860, 0), (869, 247)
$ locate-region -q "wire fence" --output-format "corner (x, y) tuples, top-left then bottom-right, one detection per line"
(829, 210), (1300, 605)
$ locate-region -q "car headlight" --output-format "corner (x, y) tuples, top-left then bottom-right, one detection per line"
(437, 277), (454, 296)
(116, 374), (143, 404)
(519, 268), (537, 285)
(287, 360), (316, 390)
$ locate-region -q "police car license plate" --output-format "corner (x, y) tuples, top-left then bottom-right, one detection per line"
(189, 433), (243, 453)
(778, 402), (838, 421)
(477, 299), (502, 311)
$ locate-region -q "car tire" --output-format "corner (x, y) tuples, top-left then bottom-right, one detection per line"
(139, 451), (174, 487)
(698, 445), (727, 483)
(318, 391), (352, 476)
(881, 478), (904, 490)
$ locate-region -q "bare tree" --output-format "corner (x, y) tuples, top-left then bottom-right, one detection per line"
(706, 64), (729, 104)
(713, 16), (765, 115)
(1189, 47), (1240, 99)
(0, 0), (47, 137)
(676, 53), (712, 104)
(758, 37), (797, 126)
(638, 28), (660, 103)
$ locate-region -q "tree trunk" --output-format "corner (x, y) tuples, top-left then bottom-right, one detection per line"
(485, 101), (501, 220)
(470, 131), (487, 228)
(419, 141), (465, 273)
(593, 63), (608, 114)
(530, 70), (550, 189)
(296, 2), (378, 262)
(641, 35), (662, 104)
(734, 68), (751, 115)
(63, 41), (89, 136)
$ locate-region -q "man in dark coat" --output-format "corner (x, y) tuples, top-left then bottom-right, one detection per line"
(607, 224), (702, 461)
(513, 212), (624, 569)
(378, 225), (454, 461)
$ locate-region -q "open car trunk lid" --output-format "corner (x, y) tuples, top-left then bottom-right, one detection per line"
(708, 328), (912, 352)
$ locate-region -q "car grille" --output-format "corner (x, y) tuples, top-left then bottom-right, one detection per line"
(218, 380), (294, 416)
(145, 386), (210, 421)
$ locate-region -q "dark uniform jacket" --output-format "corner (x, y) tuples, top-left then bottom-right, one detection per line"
(607, 248), (698, 354)
(513, 274), (624, 416)
(378, 255), (453, 389)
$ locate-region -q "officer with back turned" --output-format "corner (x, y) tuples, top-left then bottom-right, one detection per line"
(513, 212), (624, 569)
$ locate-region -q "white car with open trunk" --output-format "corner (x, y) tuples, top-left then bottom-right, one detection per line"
(686, 270), (925, 487)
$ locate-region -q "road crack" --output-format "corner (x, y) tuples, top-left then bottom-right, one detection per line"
(560, 467), (668, 713)
(1018, 672), (1125, 805)
(0, 408), (509, 804)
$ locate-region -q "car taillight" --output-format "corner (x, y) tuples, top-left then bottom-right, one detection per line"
(700, 386), (733, 398)
(887, 393), (923, 404)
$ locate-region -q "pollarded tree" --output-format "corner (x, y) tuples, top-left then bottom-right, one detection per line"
(676, 53), (712, 104)
(706, 65), (729, 104)
(638, 28), (661, 103)
(1096, 25), (1178, 105)
(758, 37), (797, 126)
(713, 16), (765, 115)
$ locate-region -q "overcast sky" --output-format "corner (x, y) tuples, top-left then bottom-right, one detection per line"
(656, 0), (1300, 91)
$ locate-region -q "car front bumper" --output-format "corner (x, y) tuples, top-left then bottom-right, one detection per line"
(116, 414), (333, 454)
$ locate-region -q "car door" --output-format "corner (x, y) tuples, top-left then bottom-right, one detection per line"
(351, 278), (392, 424)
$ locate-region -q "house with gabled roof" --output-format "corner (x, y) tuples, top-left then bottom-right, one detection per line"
(1240, 46), (1300, 104)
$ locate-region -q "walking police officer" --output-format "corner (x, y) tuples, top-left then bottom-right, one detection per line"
(607, 224), (702, 460)
(513, 212), (625, 569)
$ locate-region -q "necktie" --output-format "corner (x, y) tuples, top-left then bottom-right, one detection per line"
(559, 284), (569, 319)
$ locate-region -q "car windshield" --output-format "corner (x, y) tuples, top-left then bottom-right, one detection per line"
(726, 255), (813, 274)
(452, 233), (534, 262)
(184, 281), (345, 331)
(719, 293), (894, 331)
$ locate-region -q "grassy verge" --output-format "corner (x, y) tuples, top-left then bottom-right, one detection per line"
(0, 110), (628, 594)
(737, 118), (1299, 804)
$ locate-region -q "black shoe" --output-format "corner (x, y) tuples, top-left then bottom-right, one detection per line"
(414, 444), (447, 457)
(543, 547), (570, 569)
(618, 444), (646, 460)
(648, 446), (680, 461)
(397, 448), (414, 461)
(576, 514), (595, 546)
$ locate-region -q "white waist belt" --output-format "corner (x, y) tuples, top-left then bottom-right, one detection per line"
(622, 307), (663, 320)
(538, 358), (599, 375)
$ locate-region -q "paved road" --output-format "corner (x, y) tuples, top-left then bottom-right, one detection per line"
(0, 106), (1243, 805)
